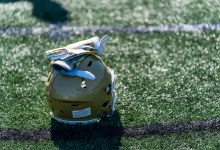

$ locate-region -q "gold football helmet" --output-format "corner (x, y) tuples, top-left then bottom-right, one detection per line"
(45, 35), (116, 124)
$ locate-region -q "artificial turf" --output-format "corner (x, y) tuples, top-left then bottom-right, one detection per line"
(1, 131), (220, 150)
(1, 32), (220, 129)
(0, 0), (220, 27)
(1, 0), (220, 149)
(0, 141), (57, 150)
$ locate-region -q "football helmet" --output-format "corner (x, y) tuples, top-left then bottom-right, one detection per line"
(45, 35), (116, 124)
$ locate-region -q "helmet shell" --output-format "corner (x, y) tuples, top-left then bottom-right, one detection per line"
(46, 55), (115, 123)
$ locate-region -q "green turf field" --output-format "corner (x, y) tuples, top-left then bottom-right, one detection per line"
(1, 0), (220, 27)
(1, 0), (220, 149)
(1, 132), (220, 150)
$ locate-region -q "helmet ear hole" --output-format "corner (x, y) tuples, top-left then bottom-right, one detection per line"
(102, 101), (109, 107)
(87, 61), (92, 67)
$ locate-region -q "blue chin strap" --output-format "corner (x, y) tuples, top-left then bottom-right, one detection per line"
(60, 69), (95, 80)
(52, 60), (95, 80)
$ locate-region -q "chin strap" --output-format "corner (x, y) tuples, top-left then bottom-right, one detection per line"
(45, 35), (109, 80)
(52, 60), (95, 80)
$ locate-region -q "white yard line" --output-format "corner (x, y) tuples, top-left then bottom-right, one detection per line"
(0, 23), (220, 38)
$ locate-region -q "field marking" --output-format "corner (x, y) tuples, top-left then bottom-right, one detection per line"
(0, 23), (220, 38)
(1, 118), (220, 141)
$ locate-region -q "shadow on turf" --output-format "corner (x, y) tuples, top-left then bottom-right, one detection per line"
(50, 111), (123, 150)
(0, 0), (69, 23)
